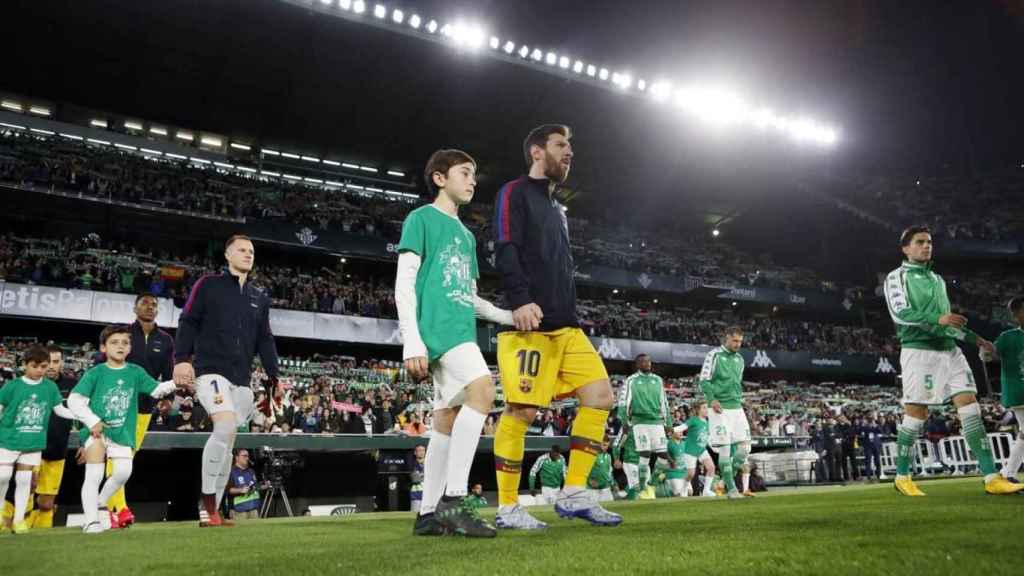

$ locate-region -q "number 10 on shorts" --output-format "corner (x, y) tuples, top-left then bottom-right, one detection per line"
(517, 350), (541, 377)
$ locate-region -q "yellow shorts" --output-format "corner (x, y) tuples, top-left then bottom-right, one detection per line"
(35, 459), (65, 496)
(498, 327), (609, 408)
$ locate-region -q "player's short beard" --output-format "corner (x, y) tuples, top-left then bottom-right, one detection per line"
(543, 150), (568, 183)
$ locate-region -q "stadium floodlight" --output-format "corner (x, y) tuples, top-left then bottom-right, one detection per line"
(261, 170), (280, 177)
(176, 131), (194, 142)
(230, 142), (251, 151)
(28, 106), (50, 116)
(150, 126), (168, 136)
(90, 119), (108, 128)
(598, 68), (609, 80)
(124, 121), (143, 131)
(320, 0), (332, 5)
(489, 36), (500, 49)
(650, 81), (672, 102)
(518, 45), (529, 58)
(301, 155), (320, 163)
(440, 23), (452, 37)
(503, 40), (515, 53)
(263, 148), (280, 156)
(352, 0), (365, 14)
(236, 165), (257, 173)
(59, 133), (83, 141)
(189, 157), (211, 164)
(676, 87), (749, 126)
(113, 142), (136, 149)
(323, 159), (340, 166)
(373, 4), (385, 19)
(281, 152), (300, 159)
(531, 49), (542, 61)
(387, 170), (405, 177)
(304, 177), (324, 184)
(426, 20), (438, 33)
(611, 72), (632, 90)
(359, 165), (377, 172)
(326, 180), (344, 187)
(392, 9), (403, 24)
(751, 107), (776, 129)
(712, 228), (720, 237)
(545, 52), (557, 65)
(612, 289), (619, 294)
(342, 162), (360, 169)
(559, 56), (570, 69)
(140, 147), (162, 155)
(214, 162), (235, 169)
(586, 64), (596, 77)
(201, 136), (223, 147)
(637, 79), (646, 91)
(449, 22), (486, 49)
(87, 138), (111, 146)
(409, 14), (420, 28)
(573, 60), (584, 73)
(339, 0), (351, 9)
(30, 128), (55, 136)
(283, 173), (302, 180)
(0, 122), (25, 130)
(165, 152), (187, 159)
(1, 100), (22, 112)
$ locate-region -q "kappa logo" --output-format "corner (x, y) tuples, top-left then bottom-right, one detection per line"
(875, 356), (895, 374)
(637, 273), (653, 289)
(597, 337), (627, 360)
(296, 227), (318, 246)
(750, 350), (775, 368)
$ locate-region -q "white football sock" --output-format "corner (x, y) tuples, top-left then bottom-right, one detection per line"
(0, 465), (12, 510)
(13, 470), (32, 524)
(444, 407), (487, 498)
(201, 421), (234, 495)
(98, 458), (133, 509)
(623, 463), (640, 489)
(419, 432), (449, 515)
(742, 473), (751, 493)
(81, 463), (104, 527)
(1002, 435), (1024, 479)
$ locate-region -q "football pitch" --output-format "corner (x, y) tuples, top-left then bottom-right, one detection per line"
(2, 478), (1020, 576)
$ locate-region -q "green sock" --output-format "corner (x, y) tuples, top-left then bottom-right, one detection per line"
(896, 423), (920, 476)
(626, 488), (637, 500)
(720, 460), (736, 492)
(639, 465), (648, 491)
(730, 442), (747, 471)
(960, 409), (996, 476)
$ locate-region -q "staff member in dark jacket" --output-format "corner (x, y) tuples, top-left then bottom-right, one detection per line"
(490, 125), (620, 530)
(173, 234), (279, 528)
(859, 415), (884, 480)
(103, 292), (175, 527)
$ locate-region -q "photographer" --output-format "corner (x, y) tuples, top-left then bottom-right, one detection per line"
(228, 450), (262, 520)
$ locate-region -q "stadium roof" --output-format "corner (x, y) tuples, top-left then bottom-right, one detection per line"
(4, 0), (1023, 222)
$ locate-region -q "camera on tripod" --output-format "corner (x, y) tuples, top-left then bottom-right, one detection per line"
(258, 446), (304, 486)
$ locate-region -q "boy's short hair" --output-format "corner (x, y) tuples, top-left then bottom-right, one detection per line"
(423, 149), (476, 195)
(22, 344), (49, 366)
(99, 325), (131, 347)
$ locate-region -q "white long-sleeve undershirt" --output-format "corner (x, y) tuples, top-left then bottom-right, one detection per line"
(395, 251), (513, 360)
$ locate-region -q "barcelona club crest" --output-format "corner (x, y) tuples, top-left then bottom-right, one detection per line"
(519, 379), (533, 393)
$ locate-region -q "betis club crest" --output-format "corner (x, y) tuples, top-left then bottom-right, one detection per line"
(519, 379), (533, 393)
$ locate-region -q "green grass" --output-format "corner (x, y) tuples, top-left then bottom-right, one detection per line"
(2, 478), (1021, 576)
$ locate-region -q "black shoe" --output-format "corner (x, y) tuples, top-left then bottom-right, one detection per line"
(435, 495), (497, 538)
(413, 513), (446, 536)
(1007, 476), (1022, 485)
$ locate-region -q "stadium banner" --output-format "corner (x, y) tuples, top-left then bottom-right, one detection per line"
(572, 265), (683, 294)
(0, 283), (896, 376)
(244, 220), (398, 261)
(715, 285), (849, 312)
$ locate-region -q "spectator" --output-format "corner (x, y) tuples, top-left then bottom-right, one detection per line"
(227, 450), (262, 520)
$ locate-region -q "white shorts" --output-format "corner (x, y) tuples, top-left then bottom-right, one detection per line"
(683, 454), (698, 472)
(539, 486), (560, 505)
(669, 478), (688, 497)
(84, 436), (133, 459)
(431, 343), (491, 411)
(0, 448), (41, 466)
(590, 487), (614, 502)
(708, 408), (751, 447)
(196, 374), (256, 427)
(633, 423), (668, 454)
(900, 347), (976, 406)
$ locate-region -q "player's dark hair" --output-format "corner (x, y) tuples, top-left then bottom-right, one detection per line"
(45, 344), (63, 358)
(1009, 296), (1024, 314)
(21, 344), (49, 366)
(135, 292), (158, 305)
(723, 326), (744, 338)
(523, 124), (571, 167)
(225, 234), (252, 251)
(900, 225), (931, 247)
(99, 324), (131, 346)
(423, 149), (476, 195)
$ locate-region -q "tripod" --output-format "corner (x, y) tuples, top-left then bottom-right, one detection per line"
(260, 481), (294, 518)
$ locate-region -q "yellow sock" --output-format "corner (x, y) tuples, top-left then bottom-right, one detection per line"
(2, 501), (13, 522)
(31, 508), (54, 529)
(494, 414), (528, 507)
(565, 407), (609, 488)
(105, 459), (127, 512)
